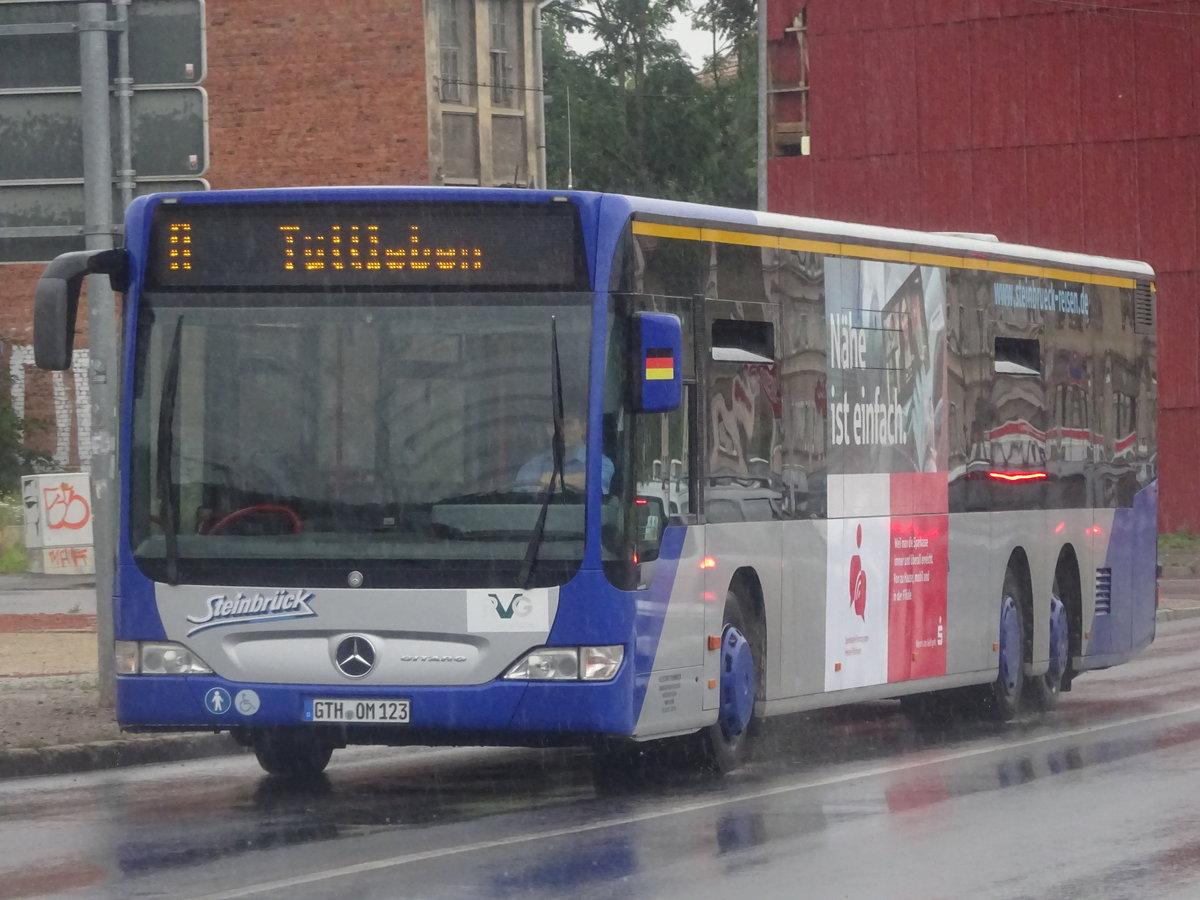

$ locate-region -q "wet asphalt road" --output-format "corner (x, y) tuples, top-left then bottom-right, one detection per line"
(4, 618), (1200, 899)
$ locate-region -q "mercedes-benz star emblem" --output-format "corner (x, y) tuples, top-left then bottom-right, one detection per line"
(335, 635), (376, 678)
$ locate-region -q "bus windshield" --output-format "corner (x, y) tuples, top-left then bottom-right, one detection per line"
(129, 292), (596, 588)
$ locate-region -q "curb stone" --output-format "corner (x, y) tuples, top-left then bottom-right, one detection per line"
(0, 732), (247, 780)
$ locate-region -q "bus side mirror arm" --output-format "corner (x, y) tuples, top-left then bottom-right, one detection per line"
(34, 249), (129, 371)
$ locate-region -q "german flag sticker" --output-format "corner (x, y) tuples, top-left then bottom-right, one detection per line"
(645, 348), (675, 381)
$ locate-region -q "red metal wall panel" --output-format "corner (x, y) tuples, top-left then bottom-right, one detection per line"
(918, 151), (974, 231)
(861, 28), (919, 157)
(770, 156), (817, 215)
(856, 0), (916, 31)
(970, 17), (1026, 148)
(916, 23), (973, 152)
(917, 0), (983, 26)
(1160, 409), (1200, 531)
(813, 157), (869, 222)
(1137, 138), (1197, 271)
(974, 147), (1029, 243)
(1080, 141), (1140, 259)
(1134, 11), (1198, 138)
(1023, 14), (1079, 146)
(865, 154), (921, 228)
(1025, 144), (1083, 252)
(1157, 271), (1200, 410)
(811, 31), (866, 159)
(1078, 14), (1137, 143)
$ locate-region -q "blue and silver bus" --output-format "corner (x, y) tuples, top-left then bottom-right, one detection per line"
(33, 187), (1158, 776)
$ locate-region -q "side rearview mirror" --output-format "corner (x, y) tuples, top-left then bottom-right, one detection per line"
(34, 249), (128, 371)
(634, 494), (667, 563)
(633, 311), (682, 413)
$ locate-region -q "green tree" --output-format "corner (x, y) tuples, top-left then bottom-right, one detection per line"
(543, 0), (757, 208)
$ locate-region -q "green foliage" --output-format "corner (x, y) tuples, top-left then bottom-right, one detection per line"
(0, 389), (56, 497)
(0, 538), (24, 574)
(1160, 529), (1200, 552)
(543, 0), (757, 208)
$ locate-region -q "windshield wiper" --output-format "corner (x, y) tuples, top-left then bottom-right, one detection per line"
(157, 317), (184, 585)
(517, 316), (566, 589)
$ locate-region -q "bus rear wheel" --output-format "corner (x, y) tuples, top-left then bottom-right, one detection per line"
(983, 569), (1026, 722)
(699, 589), (757, 773)
(251, 729), (334, 778)
(1027, 587), (1069, 712)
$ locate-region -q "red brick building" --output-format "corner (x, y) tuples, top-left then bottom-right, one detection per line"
(765, 0), (1200, 531)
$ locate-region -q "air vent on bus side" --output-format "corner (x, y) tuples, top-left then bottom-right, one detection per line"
(1095, 567), (1113, 615)
(1134, 281), (1155, 335)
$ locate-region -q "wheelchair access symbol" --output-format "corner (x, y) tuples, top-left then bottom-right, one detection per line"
(204, 687), (232, 716)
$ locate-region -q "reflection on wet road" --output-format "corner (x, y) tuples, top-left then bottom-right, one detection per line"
(5, 619), (1200, 899)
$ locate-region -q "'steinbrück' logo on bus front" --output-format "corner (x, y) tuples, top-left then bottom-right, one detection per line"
(187, 589), (317, 636)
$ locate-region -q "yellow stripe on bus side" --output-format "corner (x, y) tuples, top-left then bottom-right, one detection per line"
(630, 220), (1140, 290)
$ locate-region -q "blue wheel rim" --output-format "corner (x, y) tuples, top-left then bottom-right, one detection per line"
(1047, 595), (1068, 682)
(719, 625), (755, 741)
(999, 596), (1022, 693)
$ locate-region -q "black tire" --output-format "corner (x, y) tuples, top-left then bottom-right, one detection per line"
(252, 730), (334, 778)
(1027, 584), (1069, 712)
(697, 588), (758, 774)
(983, 568), (1026, 722)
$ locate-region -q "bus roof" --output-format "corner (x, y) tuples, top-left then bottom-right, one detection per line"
(615, 193), (1155, 282)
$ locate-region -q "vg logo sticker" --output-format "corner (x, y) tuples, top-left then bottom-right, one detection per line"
(467, 589), (550, 632)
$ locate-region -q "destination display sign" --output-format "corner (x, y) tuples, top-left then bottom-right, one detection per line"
(147, 200), (587, 289)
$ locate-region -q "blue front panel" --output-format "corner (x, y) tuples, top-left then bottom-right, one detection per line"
(117, 660), (638, 735)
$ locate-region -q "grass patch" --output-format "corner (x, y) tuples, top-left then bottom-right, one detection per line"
(0, 539), (24, 573)
(1160, 530), (1200, 552)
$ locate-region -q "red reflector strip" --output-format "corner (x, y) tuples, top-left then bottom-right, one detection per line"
(988, 471), (1048, 482)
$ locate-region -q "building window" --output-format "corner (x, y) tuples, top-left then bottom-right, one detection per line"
(489, 0), (518, 107)
(440, 0), (465, 103)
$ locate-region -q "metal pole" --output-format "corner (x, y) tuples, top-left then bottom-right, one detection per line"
(79, 0), (119, 707)
(114, 0), (134, 210)
(532, 0), (555, 189)
(756, 0), (767, 211)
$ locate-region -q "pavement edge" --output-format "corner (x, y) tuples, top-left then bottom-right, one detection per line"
(0, 732), (247, 780)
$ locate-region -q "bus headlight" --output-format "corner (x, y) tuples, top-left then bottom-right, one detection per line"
(504, 645), (624, 681)
(116, 640), (213, 675)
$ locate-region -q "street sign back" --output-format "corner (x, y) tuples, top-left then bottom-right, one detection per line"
(0, 178), (208, 263)
(0, 86), (208, 180)
(0, 0), (206, 89)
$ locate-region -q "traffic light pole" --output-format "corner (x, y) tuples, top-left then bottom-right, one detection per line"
(79, 0), (119, 707)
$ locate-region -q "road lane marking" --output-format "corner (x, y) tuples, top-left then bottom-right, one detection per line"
(190, 700), (1200, 899)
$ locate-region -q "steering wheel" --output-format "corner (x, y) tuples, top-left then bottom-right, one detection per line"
(206, 504), (303, 536)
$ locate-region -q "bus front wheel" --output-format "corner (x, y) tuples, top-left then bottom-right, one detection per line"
(699, 589), (757, 773)
(251, 729), (333, 778)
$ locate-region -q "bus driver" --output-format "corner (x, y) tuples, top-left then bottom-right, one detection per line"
(514, 413), (614, 494)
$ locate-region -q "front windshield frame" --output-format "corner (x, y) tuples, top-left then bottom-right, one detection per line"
(127, 288), (603, 589)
